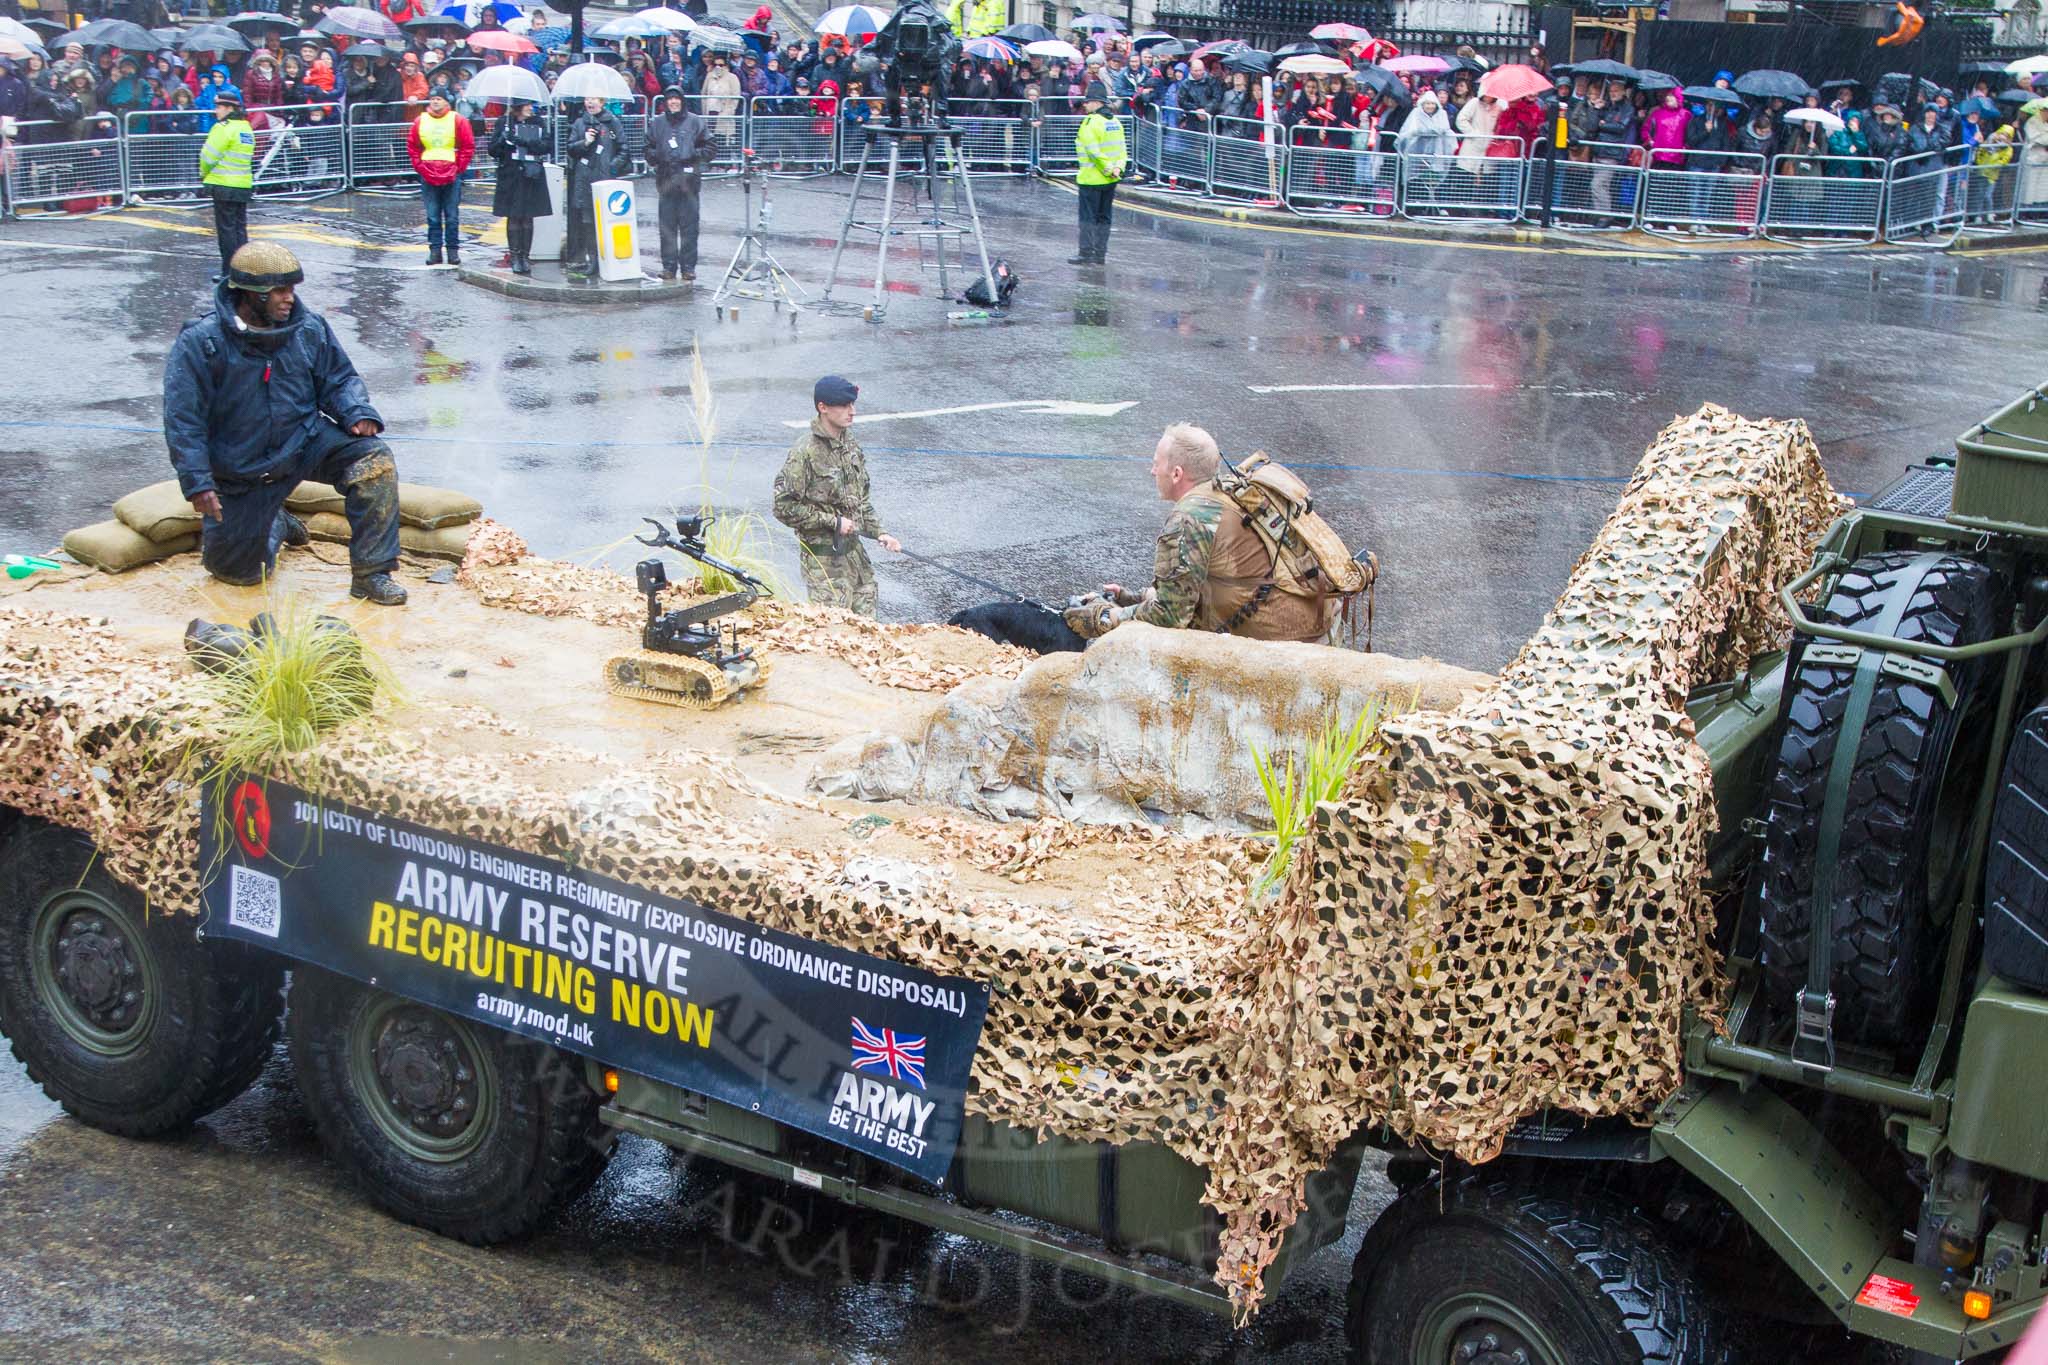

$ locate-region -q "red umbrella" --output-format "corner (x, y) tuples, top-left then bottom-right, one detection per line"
(466, 30), (538, 54)
(1477, 63), (1550, 102)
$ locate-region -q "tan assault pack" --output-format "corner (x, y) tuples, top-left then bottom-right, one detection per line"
(1206, 452), (1374, 643)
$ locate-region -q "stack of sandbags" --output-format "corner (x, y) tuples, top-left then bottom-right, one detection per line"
(62, 482), (202, 573)
(286, 483), (482, 562)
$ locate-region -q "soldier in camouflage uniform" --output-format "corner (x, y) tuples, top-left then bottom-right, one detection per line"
(771, 375), (902, 617)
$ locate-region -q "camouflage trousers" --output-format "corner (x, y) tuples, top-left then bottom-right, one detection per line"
(799, 542), (877, 617)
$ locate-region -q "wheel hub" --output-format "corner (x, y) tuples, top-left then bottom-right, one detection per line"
(1452, 1325), (1535, 1365)
(372, 1014), (478, 1137)
(45, 910), (146, 1039)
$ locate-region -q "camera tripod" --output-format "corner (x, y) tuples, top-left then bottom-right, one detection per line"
(711, 151), (807, 318)
(819, 122), (998, 323)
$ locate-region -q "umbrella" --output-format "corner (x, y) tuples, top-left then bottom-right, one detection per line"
(1782, 106), (1844, 133)
(690, 25), (745, 52)
(2025, 96), (2048, 115)
(1000, 22), (1055, 42)
(0, 36), (32, 60)
(223, 11), (299, 34)
(1221, 49), (1273, 75)
(0, 16), (45, 43)
(468, 27), (539, 50)
(62, 19), (168, 50)
(1819, 75), (1865, 92)
(1961, 59), (2014, 77)
(1682, 85), (1746, 109)
(404, 12), (470, 32)
(1351, 64), (1405, 99)
(1310, 21), (1373, 42)
(1438, 54), (1484, 72)
(344, 41), (393, 59)
(1959, 94), (2002, 117)
(1071, 13), (1125, 31)
(20, 18), (66, 40)
(181, 25), (253, 52)
(962, 36), (1017, 60)
(1477, 63), (1550, 102)
(1025, 38), (1084, 62)
(1193, 38), (1247, 58)
(1278, 53), (1349, 76)
(1573, 57), (1639, 82)
(1998, 87), (2034, 104)
(1636, 70), (1679, 92)
(696, 13), (742, 27)
(1381, 54), (1446, 74)
(552, 60), (632, 98)
(2009, 55), (2048, 77)
(315, 7), (404, 40)
(1144, 38), (1190, 60)
(1733, 68), (1813, 100)
(591, 14), (671, 39)
(817, 4), (887, 37)
(740, 29), (771, 54)
(464, 62), (551, 103)
(626, 5), (697, 31)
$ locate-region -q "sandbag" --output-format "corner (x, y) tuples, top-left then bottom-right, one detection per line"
(112, 481), (203, 545)
(63, 520), (198, 573)
(287, 482), (482, 530)
(303, 513), (475, 562)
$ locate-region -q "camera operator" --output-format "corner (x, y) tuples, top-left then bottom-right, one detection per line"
(564, 95), (627, 281)
(646, 86), (716, 283)
(873, 0), (959, 125)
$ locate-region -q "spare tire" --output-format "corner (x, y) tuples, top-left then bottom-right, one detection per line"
(1759, 550), (2006, 1052)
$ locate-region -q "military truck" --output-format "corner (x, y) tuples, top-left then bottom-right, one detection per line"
(6, 394), (2048, 1365)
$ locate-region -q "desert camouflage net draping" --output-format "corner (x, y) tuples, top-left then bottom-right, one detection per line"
(0, 407), (1841, 1320)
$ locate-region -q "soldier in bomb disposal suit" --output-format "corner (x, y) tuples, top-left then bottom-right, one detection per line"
(772, 375), (903, 617)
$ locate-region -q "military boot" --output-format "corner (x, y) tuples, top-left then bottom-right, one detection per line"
(276, 510), (310, 548)
(349, 572), (408, 606)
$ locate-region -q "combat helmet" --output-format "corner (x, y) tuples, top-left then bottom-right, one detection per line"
(226, 242), (305, 293)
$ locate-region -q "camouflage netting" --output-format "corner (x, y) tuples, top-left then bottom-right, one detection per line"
(0, 407), (1842, 1319)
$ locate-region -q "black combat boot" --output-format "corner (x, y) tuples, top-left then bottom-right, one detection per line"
(349, 572), (408, 606)
(447, 245), (461, 266)
(276, 510), (310, 548)
(426, 244), (443, 266)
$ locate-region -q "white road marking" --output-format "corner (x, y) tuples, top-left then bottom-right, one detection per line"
(779, 399), (1138, 429)
(1247, 382), (1637, 397)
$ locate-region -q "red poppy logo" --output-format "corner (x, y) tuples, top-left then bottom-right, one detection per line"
(231, 780), (272, 860)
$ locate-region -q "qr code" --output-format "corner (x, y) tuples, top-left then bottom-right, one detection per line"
(228, 864), (283, 939)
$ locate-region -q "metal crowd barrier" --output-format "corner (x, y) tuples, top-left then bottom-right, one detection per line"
(1761, 153), (1885, 247)
(1521, 140), (1642, 231)
(1637, 151), (1767, 240)
(1, 119), (123, 217)
(18, 102), (2048, 250)
(745, 95), (837, 176)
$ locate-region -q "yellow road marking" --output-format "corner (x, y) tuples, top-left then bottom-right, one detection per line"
(1950, 240), (2048, 257)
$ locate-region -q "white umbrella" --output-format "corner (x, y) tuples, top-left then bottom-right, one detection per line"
(0, 16), (46, 49)
(630, 5), (697, 31)
(815, 4), (888, 36)
(2007, 54), (2048, 77)
(1278, 53), (1350, 76)
(551, 60), (633, 100)
(592, 13), (672, 38)
(465, 62), (553, 103)
(1024, 38), (1083, 62)
(1782, 106), (1845, 134)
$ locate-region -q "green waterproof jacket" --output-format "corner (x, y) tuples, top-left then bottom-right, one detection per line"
(1076, 111), (1127, 186)
(199, 116), (255, 192)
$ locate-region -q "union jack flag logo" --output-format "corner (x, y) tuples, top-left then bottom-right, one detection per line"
(850, 1016), (926, 1090)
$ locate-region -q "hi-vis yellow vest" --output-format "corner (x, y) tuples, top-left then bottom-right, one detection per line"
(417, 110), (459, 162)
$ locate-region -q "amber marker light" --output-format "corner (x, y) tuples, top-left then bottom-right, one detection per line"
(1963, 1290), (1992, 1320)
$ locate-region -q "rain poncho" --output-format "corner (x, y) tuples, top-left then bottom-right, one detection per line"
(1395, 95), (1455, 175)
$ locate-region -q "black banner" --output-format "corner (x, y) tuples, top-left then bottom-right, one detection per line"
(200, 779), (988, 1184)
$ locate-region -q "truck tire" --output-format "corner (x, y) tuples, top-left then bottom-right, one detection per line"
(0, 818), (285, 1137)
(1758, 551), (2003, 1050)
(1346, 1177), (1731, 1365)
(289, 967), (613, 1244)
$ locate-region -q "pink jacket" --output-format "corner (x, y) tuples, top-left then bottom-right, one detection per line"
(1642, 103), (1691, 165)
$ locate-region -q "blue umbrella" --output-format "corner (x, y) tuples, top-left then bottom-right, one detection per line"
(1959, 94), (2002, 118)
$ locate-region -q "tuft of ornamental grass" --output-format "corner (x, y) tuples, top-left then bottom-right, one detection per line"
(199, 595), (394, 770)
(672, 336), (788, 599)
(1249, 701), (1386, 896)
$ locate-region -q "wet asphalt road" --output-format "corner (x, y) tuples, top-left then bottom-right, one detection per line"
(0, 175), (2034, 1361)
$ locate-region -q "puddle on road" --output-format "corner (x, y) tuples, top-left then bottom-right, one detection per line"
(0, 1056), (61, 1164)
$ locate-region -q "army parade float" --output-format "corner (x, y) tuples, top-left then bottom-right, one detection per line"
(5, 396), (2048, 1363)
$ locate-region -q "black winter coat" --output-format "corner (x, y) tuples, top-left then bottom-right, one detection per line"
(1684, 112), (1732, 170)
(489, 113), (552, 218)
(1733, 120), (1776, 162)
(566, 109), (628, 193)
(1867, 119), (1908, 160)
(162, 282), (380, 499)
(645, 107), (716, 191)
(1590, 103), (1637, 160)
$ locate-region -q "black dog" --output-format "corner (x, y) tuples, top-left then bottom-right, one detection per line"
(947, 600), (1087, 654)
